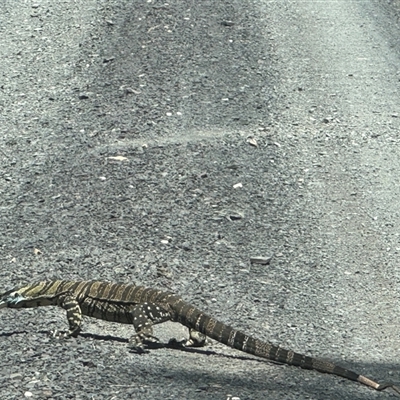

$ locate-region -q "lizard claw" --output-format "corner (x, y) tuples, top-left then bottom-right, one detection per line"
(49, 330), (69, 338)
(168, 338), (188, 348)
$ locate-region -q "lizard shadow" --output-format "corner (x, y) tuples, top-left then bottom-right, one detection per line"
(77, 331), (270, 364)
(2, 329), (278, 365)
(0, 330), (31, 337)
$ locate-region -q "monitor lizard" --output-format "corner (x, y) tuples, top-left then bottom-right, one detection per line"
(0, 280), (398, 395)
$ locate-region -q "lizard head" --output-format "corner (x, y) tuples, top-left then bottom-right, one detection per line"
(0, 282), (62, 309)
(0, 287), (29, 309)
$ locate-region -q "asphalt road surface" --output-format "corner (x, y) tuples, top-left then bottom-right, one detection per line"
(1, 1), (400, 399)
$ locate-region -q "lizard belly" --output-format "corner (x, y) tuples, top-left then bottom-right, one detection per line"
(80, 300), (135, 324)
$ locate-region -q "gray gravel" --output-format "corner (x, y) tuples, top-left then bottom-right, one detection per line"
(1, 0), (400, 399)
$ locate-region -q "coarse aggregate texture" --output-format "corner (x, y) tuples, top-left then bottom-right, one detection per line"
(1, 0), (400, 399)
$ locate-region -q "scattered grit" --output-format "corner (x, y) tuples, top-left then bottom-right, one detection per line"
(1, 1), (400, 399)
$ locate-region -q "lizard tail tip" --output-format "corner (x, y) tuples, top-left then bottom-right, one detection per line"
(357, 375), (400, 394)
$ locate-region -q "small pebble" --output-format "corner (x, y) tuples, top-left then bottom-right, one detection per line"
(250, 256), (272, 265)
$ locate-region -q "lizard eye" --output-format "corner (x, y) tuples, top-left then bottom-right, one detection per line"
(8, 292), (22, 303)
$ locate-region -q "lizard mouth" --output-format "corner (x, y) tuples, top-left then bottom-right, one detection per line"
(0, 292), (25, 308)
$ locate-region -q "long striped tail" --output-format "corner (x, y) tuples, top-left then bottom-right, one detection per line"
(174, 300), (400, 394)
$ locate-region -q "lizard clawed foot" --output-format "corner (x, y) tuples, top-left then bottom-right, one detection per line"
(168, 330), (208, 348)
(128, 333), (160, 353)
(128, 344), (149, 354)
(168, 337), (189, 348)
(49, 327), (80, 339)
(49, 330), (70, 339)
(188, 329), (208, 347)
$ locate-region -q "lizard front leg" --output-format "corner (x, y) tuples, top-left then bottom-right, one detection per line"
(52, 294), (83, 338)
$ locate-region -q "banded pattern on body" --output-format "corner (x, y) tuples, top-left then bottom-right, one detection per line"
(0, 280), (398, 395)
(0, 280), (178, 341)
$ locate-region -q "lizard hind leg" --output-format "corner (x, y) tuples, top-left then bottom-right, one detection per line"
(128, 302), (170, 351)
(186, 329), (207, 347)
